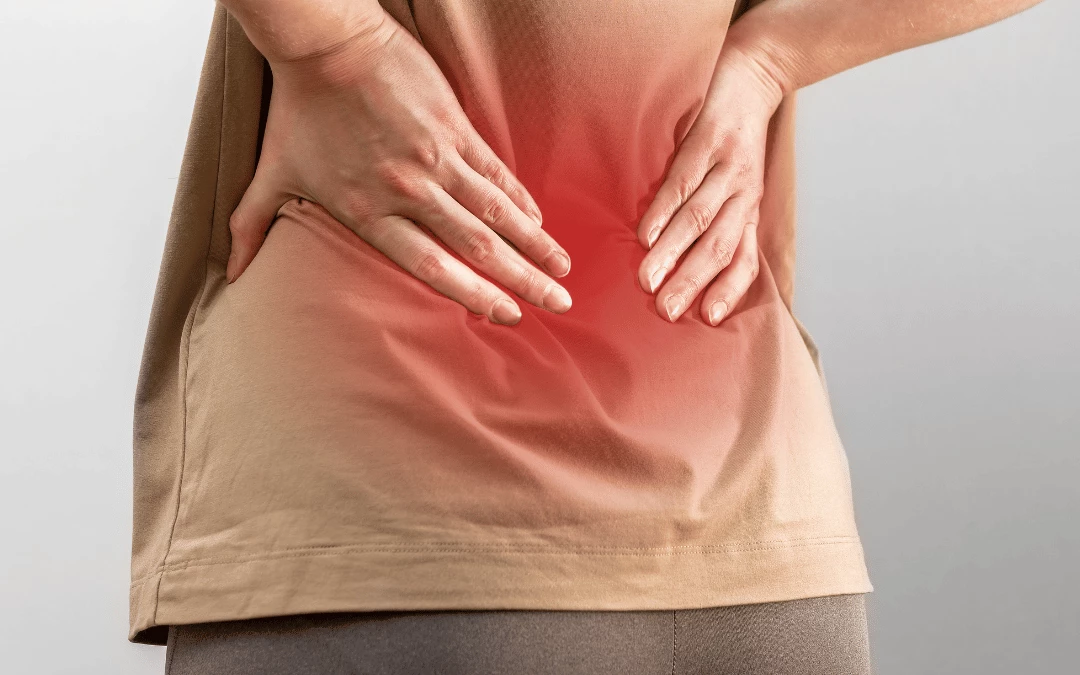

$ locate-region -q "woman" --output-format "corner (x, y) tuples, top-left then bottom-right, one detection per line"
(131, 0), (1043, 672)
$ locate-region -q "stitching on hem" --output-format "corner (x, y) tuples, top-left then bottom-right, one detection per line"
(129, 536), (863, 584)
(671, 610), (678, 675)
(150, 10), (231, 628)
(164, 624), (178, 675)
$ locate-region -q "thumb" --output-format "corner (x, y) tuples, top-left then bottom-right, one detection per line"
(226, 172), (290, 283)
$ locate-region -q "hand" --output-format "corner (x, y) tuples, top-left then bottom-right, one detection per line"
(226, 9), (572, 326)
(636, 43), (784, 325)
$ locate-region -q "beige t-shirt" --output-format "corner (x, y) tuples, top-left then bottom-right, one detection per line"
(129, 0), (872, 645)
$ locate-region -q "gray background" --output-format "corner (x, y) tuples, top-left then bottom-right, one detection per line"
(0, 1), (1075, 673)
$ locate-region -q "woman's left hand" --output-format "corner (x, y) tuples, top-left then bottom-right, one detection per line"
(637, 43), (785, 325)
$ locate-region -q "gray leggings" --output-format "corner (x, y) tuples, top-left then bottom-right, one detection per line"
(164, 593), (872, 674)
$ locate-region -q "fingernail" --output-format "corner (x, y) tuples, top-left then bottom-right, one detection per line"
(708, 301), (728, 325)
(663, 294), (685, 321)
(491, 299), (522, 325)
(646, 228), (659, 249)
(544, 250), (571, 276)
(648, 265), (668, 293)
(543, 285), (572, 313)
(530, 208), (544, 226)
(226, 253), (236, 283)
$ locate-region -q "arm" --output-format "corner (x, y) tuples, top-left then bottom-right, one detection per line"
(725, 0), (1047, 102)
(637, 0), (1045, 324)
(213, 0), (573, 326)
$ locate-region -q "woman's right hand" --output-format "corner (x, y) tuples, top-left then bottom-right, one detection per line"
(225, 8), (572, 326)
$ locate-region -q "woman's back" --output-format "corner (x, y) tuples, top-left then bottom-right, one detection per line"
(129, 0), (871, 644)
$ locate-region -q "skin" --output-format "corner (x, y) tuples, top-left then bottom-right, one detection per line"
(638, 0), (1046, 324)
(223, 0), (572, 326)
(220, 0), (1046, 326)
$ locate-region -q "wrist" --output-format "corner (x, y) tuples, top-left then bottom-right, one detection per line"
(221, 0), (387, 66)
(713, 37), (788, 117)
(721, 15), (803, 102)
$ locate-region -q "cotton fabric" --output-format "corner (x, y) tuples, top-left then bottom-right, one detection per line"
(130, 0), (873, 645)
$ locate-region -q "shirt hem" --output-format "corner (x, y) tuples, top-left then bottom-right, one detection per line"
(129, 537), (873, 644)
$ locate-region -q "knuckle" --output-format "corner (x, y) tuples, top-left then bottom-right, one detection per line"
(673, 176), (698, 208)
(746, 253), (760, 278)
(723, 270), (757, 302)
(228, 213), (259, 248)
(228, 211), (249, 240)
(512, 263), (541, 293)
(376, 160), (419, 197)
(524, 229), (550, 254)
(431, 101), (458, 128)
(410, 135), (444, 171)
(683, 202), (715, 237)
(712, 279), (739, 305)
(463, 229), (498, 264)
(732, 281), (750, 302)
(685, 266), (715, 293)
(475, 156), (502, 184)
(461, 279), (489, 311)
(478, 193), (509, 227)
(413, 250), (447, 283)
(705, 234), (738, 268)
(676, 278), (704, 302)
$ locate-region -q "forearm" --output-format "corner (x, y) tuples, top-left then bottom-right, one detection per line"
(725, 0), (1046, 97)
(217, 0), (385, 63)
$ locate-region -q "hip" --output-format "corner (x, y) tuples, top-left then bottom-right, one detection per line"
(165, 593), (873, 675)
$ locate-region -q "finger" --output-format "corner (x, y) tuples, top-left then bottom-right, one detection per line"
(444, 152), (570, 278)
(359, 213), (525, 326)
(653, 194), (755, 322)
(636, 127), (718, 250)
(226, 171), (291, 283)
(455, 127), (544, 227)
(402, 182), (573, 315)
(700, 221), (761, 326)
(639, 164), (737, 294)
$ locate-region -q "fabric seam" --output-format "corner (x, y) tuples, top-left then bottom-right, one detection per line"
(131, 536), (864, 584)
(671, 610), (678, 675)
(164, 624), (178, 674)
(149, 10), (231, 629)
